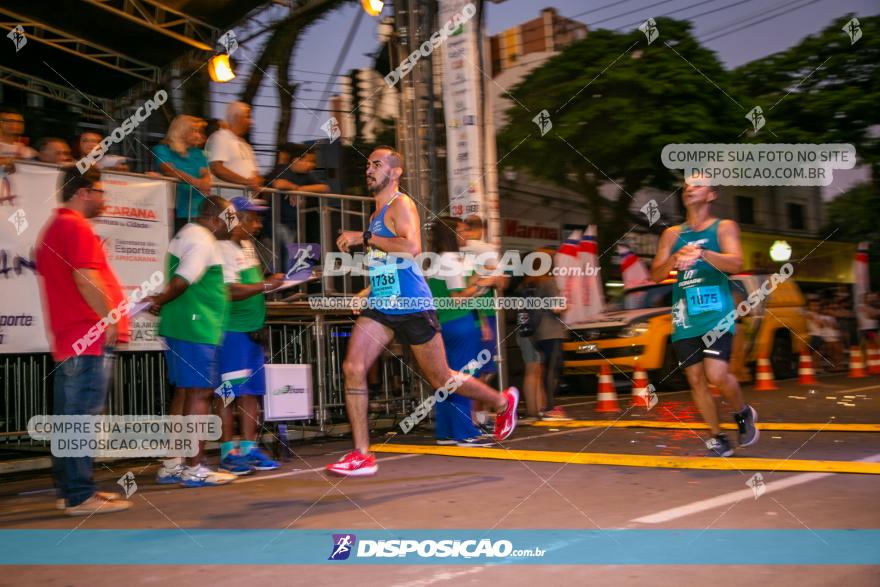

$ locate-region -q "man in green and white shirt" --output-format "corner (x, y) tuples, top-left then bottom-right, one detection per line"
(216, 196), (284, 475)
(149, 195), (235, 487)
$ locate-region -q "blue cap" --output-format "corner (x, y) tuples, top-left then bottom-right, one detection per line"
(230, 196), (269, 213)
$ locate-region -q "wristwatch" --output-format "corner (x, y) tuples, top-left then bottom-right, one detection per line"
(362, 230), (372, 248)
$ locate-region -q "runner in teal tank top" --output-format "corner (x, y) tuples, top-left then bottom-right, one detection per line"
(651, 184), (758, 457)
(327, 146), (520, 477)
(670, 219), (734, 342)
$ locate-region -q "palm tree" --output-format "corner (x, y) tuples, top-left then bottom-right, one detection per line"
(240, 0), (353, 146)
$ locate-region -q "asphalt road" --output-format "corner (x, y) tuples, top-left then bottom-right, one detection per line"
(1, 373), (878, 586)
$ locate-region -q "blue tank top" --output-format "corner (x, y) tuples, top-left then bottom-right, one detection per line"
(670, 218), (735, 341)
(366, 193), (434, 315)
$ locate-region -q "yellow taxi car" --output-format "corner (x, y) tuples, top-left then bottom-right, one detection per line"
(563, 273), (808, 390)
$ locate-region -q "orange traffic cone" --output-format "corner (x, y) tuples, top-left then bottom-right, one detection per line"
(867, 342), (880, 376)
(630, 363), (651, 408)
(754, 356), (778, 391)
(848, 345), (868, 378)
(797, 350), (817, 385)
(596, 364), (621, 412)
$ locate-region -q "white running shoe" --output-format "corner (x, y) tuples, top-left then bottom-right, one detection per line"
(156, 461), (187, 484)
(179, 464), (237, 488)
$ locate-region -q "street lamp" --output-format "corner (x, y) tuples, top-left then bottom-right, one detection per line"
(769, 240), (792, 262)
(361, 0), (384, 16)
(208, 54), (235, 82)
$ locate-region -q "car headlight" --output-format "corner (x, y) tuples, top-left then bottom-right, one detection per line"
(620, 321), (649, 338)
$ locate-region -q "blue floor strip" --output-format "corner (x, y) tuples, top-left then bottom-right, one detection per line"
(0, 529), (878, 565)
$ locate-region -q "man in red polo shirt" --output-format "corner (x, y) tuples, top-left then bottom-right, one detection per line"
(35, 166), (132, 516)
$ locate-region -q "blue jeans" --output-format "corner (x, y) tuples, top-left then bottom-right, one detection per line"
(52, 354), (112, 507)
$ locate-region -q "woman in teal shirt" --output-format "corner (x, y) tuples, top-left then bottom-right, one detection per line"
(153, 115), (212, 231)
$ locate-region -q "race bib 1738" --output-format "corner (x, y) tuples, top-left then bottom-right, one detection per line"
(369, 263), (400, 299)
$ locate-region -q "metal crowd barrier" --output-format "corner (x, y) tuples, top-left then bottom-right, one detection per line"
(1, 313), (432, 450)
(1, 354), (52, 449)
(194, 181), (376, 296)
(265, 305), (432, 433)
(0, 166), (504, 451)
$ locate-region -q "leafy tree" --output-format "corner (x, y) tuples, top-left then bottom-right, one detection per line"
(824, 181), (880, 287)
(497, 18), (742, 255)
(240, 0), (353, 146)
(732, 14), (880, 185)
(736, 14), (880, 287)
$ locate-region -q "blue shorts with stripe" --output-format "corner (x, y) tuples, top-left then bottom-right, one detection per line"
(163, 337), (219, 389)
(218, 331), (266, 396)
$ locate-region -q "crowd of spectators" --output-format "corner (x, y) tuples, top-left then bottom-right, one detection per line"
(806, 287), (879, 371)
(1, 102), (330, 261)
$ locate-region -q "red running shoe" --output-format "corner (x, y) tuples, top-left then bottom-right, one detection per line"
(325, 449), (378, 477)
(494, 387), (519, 441)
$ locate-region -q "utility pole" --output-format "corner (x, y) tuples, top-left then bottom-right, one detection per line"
(392, 0), (441, 217)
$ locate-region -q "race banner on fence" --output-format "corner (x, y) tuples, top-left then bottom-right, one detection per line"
(0, 163), (170, 354)
(0, 164), (59, 353)
(440, 0), (486, 221)
(94, 172), (170, 352)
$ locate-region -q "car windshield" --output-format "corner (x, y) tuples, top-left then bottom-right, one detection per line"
(623, 284), (673, 310)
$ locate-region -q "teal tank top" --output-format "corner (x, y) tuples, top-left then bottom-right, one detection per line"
(670, 219), (734, 341)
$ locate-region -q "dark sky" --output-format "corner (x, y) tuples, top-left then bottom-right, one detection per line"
(220, 0), (879, 157)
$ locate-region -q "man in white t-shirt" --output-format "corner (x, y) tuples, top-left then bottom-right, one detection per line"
(206, 102), (262, 197)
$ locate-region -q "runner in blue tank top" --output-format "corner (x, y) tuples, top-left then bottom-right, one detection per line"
(363, 191), (435, 314)
(651, 184), (758, 457)
(326, 146), (520, 477)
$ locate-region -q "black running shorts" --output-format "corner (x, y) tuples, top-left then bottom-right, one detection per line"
(360, 309), (440, 346)
(672, 331), (733, 369)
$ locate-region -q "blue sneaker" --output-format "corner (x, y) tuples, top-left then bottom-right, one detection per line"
(156, 461), (186, 484)
(705, 433), (734, 457)
(220, 453), (255, 476)
(734, 405), (760, 448)
(243, 448), (280, 471)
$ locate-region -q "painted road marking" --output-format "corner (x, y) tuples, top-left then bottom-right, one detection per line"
(370, 444), (880, 475)
(630, 453), (880, 524)
(235, 427), (596, 484)
(234, 453), (420, 484)
(17, 428), (602, 497)
(530, 420), (880, 432)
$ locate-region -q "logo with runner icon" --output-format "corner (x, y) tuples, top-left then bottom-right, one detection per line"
(329, 533), (356, 560)
(272, 385), (305, 396)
